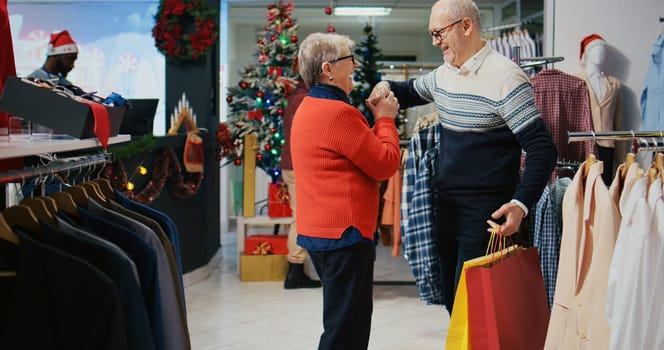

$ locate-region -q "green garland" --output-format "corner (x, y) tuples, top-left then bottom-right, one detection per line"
(106, 135), (157, 160)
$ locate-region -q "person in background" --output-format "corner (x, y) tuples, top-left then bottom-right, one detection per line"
(28, 30), (78, 86)
(291, 32), (401, 350)
(280, 56), (321, 290)
(370, 0), (557, 315)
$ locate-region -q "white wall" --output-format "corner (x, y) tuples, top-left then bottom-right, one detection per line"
(544, 0), (664, 132)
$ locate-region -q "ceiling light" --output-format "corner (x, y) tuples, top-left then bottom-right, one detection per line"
(333, 7), (392, 17)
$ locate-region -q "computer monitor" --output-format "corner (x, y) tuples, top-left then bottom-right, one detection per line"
(120, 98), (158, 136)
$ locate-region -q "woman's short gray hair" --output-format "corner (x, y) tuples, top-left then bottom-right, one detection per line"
(297, 32), (355, 88)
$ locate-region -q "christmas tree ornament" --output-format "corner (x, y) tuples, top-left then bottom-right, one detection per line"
(327, 25), (336, 33)
(290, 35), (298, 43)
(234, 158), (242, 166)
(226, 96), (233, 103)
(324, 6), (332, 15)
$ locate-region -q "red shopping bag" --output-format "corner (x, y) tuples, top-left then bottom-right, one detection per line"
(465, 246), (550, 350)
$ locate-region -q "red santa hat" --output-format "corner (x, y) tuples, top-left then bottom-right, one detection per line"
(46, 30), (78, 56)
(579, 33), (605, 60)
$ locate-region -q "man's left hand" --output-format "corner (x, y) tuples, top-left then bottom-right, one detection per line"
(487, 202), (525, 236)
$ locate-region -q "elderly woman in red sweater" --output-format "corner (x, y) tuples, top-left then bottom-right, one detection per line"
(291, 32), (401, 350)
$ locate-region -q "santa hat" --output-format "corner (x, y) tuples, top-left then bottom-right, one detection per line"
(47, 30), (78, 56)
(579, 34), (605, 60)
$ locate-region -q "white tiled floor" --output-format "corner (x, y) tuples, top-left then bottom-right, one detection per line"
(184, 229), (450, 350)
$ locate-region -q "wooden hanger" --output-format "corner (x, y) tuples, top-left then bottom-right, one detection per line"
(583, 154), (596, 178)
(79, 182), (107, 206)
(20, 197), (56, 226)
(0, 213), (19, 245)
(65, 185), (90, 207)
(2, 204), (42, 233)
(654, 153), (664, 180)
(621, 152), (636, 179)
(35, 196), (59, 215)
(50, 191), (80, 217)
(94, 178), (117, 200)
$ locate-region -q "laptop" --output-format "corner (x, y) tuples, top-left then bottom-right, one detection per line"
(120, 98), (158, 136)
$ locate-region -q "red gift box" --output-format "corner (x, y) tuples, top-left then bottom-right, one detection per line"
(268, 182), (292, 218)
(245, 234), (288, 255)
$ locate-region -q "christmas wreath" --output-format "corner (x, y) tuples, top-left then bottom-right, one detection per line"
(152, 0), (218, 62)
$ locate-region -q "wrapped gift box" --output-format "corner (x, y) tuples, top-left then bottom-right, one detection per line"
(239, 251), (288, 282)
(245, 234), (288, 255)
(0, 76), (125, 139)
(268, 182), (292, 218)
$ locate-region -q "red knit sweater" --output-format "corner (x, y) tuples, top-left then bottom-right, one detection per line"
(291, 96), (400, 240)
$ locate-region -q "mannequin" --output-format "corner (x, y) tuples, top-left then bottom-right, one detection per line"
(578, 34), (623, 184)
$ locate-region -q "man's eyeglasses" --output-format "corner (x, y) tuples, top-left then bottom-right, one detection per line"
(330, 54), (355, 64)
(427, 18), (464, 41)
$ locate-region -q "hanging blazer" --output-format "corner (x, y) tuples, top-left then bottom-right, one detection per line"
(544, 161), (620, 350)
(578, 72), (623, 149)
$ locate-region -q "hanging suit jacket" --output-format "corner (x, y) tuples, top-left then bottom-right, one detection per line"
(39, 221), (155, 350)
(0, 230), (127, 350)
(578, 72), (623, 149)
(544, 160), (620, 350)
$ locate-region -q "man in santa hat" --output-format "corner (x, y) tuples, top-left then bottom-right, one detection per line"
(28, 29), (78, 86)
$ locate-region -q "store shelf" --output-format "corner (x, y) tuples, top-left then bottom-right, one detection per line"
(0, 134), (131, 160)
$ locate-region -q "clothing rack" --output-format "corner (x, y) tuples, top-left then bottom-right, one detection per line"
(567, 130), (664, 143)
(512, 46), (564, 68)
(482, 22), (523, 32)
(0, 153), (113, 183)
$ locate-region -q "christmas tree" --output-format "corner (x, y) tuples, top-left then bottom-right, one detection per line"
(217, 0), (298, 181)
(349, 24), (385, 127)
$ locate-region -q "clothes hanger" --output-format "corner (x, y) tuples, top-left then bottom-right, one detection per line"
(2, 204), (42, 233)
(94, 178), (117, 201)
(79, 182), (107, 205)
(50, 191), (80, 217)
(65, 185), (90, 208)
(20, 197), (57, 226)
(36, 196), (59, 215)
(583, 153), (596, 178)
(0, 212), (19, 245)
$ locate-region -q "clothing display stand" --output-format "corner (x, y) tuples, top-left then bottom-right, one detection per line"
(512, 46), (565, 69)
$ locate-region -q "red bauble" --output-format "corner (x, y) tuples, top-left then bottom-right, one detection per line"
(270, 127), (277, 133)
(290, 35), (298, 43)
(239, 81), (248, 89)
(285, 19), (293, 28)
(265, 144), (272, 151)
(324, 6), (332, 15)
(258, 38), (264, 45)
(234, 158), (242, 166)
(327, 25), (336, 33)
(226, 96), (232, 103)
(256, 154), (263, 161)
(277, 108), (284, 115)
(256, 91), (264, 98)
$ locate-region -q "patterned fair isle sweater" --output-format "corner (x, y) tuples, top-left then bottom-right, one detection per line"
(291, 86), (400, 240)
(389, 42), (557, 209)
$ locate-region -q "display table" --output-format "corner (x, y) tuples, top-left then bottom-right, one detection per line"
(236, 215), (292, 275)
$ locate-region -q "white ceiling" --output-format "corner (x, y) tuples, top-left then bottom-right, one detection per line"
(227, 0), (506, 37)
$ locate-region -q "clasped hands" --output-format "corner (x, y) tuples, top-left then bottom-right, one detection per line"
(365, 82), (399, 120)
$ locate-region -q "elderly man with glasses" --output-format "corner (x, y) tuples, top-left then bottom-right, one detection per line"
(370, 0), (557, 315)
